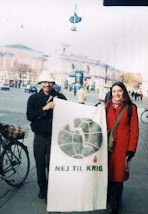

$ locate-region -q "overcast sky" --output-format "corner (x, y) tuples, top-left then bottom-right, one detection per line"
(0, 0), (148, 76)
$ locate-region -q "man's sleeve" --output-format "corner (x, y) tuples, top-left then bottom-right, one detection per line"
(58, 93), (67, 100)
(26, 95), (46, 122)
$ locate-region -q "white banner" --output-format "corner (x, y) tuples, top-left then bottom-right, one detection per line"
(47, 98), (108, 212)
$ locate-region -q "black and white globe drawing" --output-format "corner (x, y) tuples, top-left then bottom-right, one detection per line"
(58, 118), (103, 159)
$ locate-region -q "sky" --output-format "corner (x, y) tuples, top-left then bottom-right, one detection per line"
(0, 0), (148, 76)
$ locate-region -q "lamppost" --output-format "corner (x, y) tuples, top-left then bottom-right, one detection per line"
(28, 68), (32, 84)
(105, 65), (108, 84)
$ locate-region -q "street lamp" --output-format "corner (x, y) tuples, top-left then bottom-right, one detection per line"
(69, 4), (82, 31)
(105, 65), (108, 84)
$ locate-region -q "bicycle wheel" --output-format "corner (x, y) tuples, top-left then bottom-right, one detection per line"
(0, 141), (30, 187)
(141, 110), (148, 123)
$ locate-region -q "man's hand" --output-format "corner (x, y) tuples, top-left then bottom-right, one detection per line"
(43, 102), (55, 111)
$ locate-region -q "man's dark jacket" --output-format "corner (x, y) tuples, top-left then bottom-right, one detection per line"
(27, 88), (67, 136)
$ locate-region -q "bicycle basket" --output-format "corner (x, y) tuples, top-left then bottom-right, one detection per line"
(0, 124), (25, 139)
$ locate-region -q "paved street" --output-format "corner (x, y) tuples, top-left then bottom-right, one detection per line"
(0, 88), (148, 214)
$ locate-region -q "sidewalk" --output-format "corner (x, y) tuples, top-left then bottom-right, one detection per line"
(0, 91), (148, 214)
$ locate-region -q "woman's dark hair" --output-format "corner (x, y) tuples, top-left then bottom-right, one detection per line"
(110, 81), (132, 105)
(109, 81), (133, 121)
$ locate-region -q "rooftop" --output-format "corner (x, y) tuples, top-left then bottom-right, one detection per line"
(4, 44), (37, 52)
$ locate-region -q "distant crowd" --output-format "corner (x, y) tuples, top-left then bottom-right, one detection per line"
(129, 91), (143, 101)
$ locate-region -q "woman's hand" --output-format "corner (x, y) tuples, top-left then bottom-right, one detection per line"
(43, 102), (55, 111)
(126, 151), (135, 162)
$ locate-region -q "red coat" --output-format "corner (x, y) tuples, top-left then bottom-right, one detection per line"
(106, 101), (139, 182)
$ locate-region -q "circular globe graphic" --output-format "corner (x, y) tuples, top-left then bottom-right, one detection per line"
(58, 118), (103, 159)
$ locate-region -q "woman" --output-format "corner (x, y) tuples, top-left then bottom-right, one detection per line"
(106, 82), (139, 214)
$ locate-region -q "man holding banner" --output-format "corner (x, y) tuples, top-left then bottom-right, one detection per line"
(27, 70), (66, 202)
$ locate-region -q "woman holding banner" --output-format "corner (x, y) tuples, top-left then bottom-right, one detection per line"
(105, 82), (139, 214)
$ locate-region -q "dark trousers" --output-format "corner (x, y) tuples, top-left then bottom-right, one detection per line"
(108, 181), (123, 210)
(33, 134), (51, 193)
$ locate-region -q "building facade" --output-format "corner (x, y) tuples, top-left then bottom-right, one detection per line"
(0, 44), (49, 86)
(0, 43), (143, 96)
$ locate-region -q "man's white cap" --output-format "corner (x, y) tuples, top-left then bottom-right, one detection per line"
(38, 70), (55, 84)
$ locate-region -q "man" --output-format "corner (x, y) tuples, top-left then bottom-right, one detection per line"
(76, 86), (87, 104)
(26, 70), (66, 202)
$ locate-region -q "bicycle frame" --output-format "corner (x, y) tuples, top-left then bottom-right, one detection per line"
(0, 134), (16, 182)
(0, 133), (29, 184)
(140, 109), (148, 124)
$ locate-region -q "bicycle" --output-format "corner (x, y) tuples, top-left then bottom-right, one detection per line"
(140, 108), (148, 123)
(0, 125), (30, 187)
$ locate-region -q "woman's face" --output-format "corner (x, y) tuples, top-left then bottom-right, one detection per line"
(112, 85), (124, 101)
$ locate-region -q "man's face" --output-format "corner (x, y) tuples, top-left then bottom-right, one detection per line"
(40, 81), (54, 94)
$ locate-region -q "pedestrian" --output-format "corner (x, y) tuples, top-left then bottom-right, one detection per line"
(137, 92), (140, 101)
(105, 87), (111, 104)
(76, 86), (87, 104)
(69, 84), (72, 91)
(26, 70), (67, 203)
(105, 81), (139, 214)
(140, 92), (143, 101)
(131, 91), (135, 100)
(74, 84), (77, 96)
(18, 81), (21, 88)
(86, 84), (89, 92)
(134, 92), (138, 101)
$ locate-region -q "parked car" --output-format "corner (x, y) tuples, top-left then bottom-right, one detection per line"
(53, 84), (61, 93)
(24, 84), (31, 93)
(1, 83), (10, 90)
(30, 85), (38, 93)
(24, 84), (37, 93)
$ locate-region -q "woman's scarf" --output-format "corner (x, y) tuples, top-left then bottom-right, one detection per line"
(112, 97), (125, 109)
